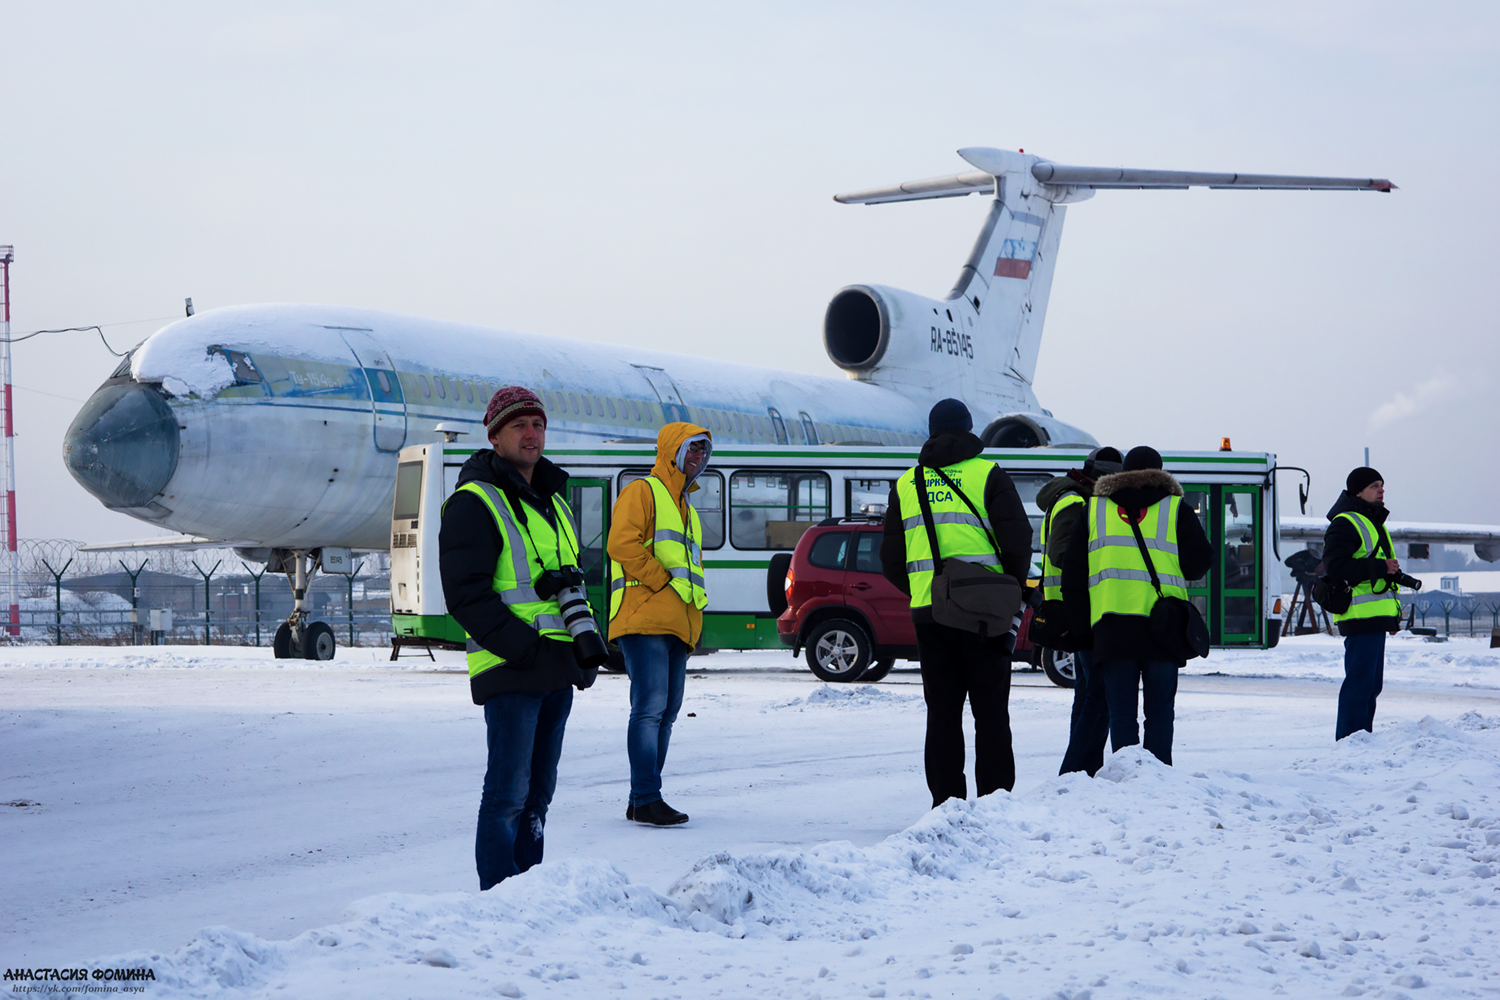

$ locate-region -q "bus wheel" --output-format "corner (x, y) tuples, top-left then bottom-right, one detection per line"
(303, 621), (337, 661)
(859, 658), (895, 683)
(1041, 647), (1077, 688)
(806, 619), (870, 682)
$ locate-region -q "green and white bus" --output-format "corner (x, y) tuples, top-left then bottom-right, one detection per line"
(390, 441), (1284, 658)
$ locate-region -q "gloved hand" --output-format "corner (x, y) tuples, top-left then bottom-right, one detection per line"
(575, 666), (598, 691)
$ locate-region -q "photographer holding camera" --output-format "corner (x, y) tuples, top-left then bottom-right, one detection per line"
(607, 422), (712, 826)
(1323, 466), (1408, 741)
(439, 386), (603, 890)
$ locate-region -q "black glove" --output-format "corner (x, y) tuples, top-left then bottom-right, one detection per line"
(575, 666), (598, 691)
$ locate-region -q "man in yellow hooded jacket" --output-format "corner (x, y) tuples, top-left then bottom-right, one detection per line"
(607, 421), (711, 826)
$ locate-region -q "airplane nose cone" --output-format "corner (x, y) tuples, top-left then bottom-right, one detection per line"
(63, 382), (181, 509)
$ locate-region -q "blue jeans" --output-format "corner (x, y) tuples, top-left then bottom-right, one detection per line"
(619, 633), (688, 806)
(1337, 631), (1385, 740)
(477, 686), (573, 891)
(1101, 659), (1178, 766)
(1059, 650), (1109, 776)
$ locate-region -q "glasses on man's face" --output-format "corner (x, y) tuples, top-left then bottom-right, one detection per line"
(686, 442), (707, 454)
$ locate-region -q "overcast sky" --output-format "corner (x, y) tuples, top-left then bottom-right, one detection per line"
(2, 0), (1497, 543)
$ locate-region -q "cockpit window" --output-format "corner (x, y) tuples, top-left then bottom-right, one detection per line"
(212, 348), (263, 385)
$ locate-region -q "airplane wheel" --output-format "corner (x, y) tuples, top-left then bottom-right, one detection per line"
(273, 622), (294, 659)
(304, 621), (337, 661)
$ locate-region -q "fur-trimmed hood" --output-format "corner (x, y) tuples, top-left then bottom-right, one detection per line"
(1093, 468), (1183, 498)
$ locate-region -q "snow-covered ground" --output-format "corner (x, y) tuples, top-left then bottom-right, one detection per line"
(3, 635), (1498, 998)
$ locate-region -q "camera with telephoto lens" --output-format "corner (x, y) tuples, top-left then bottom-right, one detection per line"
(534, 567), (610, 669)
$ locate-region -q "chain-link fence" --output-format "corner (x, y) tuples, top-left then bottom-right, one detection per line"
(0, 540), (393, 647)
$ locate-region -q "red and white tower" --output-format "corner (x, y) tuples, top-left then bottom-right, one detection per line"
(0, 245), (17, 635)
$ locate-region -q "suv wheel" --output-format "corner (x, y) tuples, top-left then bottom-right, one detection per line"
(805, 619), (872, 682)
(1041, 647), (1077, 688)
(858, 657), (895, 683)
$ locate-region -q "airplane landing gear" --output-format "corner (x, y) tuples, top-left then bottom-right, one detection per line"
(270, 548), (337, 660)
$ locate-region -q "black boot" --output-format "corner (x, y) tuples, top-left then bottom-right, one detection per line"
(625, 803), (634, 821)
(633, 799), (688, 826)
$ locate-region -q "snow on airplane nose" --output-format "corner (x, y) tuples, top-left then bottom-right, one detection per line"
(63, 381), (181, 511)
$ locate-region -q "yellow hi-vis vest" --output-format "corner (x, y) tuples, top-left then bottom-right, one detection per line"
(444, 481), (582, 680)
(1331, 511), (1401, 623)
(1085, 494), (1188, 626)
(895, 457), (1003, 610)
(609, 475), (708, 620)
(1040, 492), (1085, 602)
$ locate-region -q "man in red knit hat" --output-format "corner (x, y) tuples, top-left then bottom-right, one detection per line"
(439, 385), (598, 890)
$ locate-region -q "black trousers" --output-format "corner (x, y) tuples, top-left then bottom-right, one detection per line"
(915, 621), (1015, 807)
(1058, 649), (1109, 777)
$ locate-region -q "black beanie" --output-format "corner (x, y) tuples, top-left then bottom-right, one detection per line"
(928, 398), (973, 436)
(1123, 446), (1163, 472)
(1346, 467), (1383, 494)
(1084, 446), (1124, 478)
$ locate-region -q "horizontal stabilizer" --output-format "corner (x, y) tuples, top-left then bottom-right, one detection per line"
(1030, 162), (1395, 192)
(834, 148), (1395, 204)
(833, 170), (994, 205)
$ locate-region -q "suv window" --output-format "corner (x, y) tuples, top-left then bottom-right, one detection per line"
(808, 531), (850, 570)
(852, 532), (883, 574)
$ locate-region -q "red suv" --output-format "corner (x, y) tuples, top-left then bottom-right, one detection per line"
(772, 514), (1051, 684)
(773, 514), (914, 682)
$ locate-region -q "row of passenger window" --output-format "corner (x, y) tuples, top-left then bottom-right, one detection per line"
(617, 468), (834, 551)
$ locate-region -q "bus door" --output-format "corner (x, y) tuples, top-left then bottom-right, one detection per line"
(1180, 485), (1263, 645)
(566, 478), (611, 624)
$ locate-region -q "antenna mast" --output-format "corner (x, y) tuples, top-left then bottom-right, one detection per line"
(0, 245), (17, 636)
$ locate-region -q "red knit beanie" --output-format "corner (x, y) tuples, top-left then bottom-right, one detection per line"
(484, 386), (546, 436)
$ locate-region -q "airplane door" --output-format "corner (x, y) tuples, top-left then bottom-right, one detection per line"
(631, 364), (692, 424)
(339, 331), (408, 452)
(566, 478), (610, 628)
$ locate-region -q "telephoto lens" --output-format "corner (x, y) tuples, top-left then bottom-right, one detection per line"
(1392, 572), (1423, 591)
(554, 581), (610, 668)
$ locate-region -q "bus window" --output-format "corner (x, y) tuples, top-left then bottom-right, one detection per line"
(617, 469), (725, 550)
(394, 461), (423, 521)
(731, 470), (830, 549)
(847, 478), (894, 517)
(1222, 490), (1259, 638)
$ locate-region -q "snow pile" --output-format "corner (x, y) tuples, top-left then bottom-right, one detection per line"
(70, 712), (1500, 998)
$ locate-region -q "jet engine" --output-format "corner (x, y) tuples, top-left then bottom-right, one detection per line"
(823, 283), (950, 374)
(980, 412), (1098, 449)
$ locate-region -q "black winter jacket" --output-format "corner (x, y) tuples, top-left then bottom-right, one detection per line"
(1037, 473), (1091, 576)
(1060, 468), (1214, 665)
(438, 449), (595, 704)
(879, 431), (1033, 623)
(1322, 491), (1401, 636)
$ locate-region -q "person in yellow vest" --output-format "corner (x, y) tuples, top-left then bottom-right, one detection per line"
(607, 422), (711, 826)
(878, 399), (1033, 807)
(1038, 446), (1123, 777)
(1322, 467), (1403, 740)
(438, 386), (598, 890)
(1059, 446), (1213, 766)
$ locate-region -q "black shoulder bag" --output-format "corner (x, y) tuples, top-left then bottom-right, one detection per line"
(1125, 506), (1210, 662)
(914, 464), (1024, 639)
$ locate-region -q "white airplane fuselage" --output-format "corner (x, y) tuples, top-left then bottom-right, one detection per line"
(63, 304), (1033, 551)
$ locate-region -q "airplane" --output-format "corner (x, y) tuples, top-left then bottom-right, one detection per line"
(62, 147), (1397, 656)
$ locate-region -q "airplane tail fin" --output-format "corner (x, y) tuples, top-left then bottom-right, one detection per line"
(827, 149), (1393, 409)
